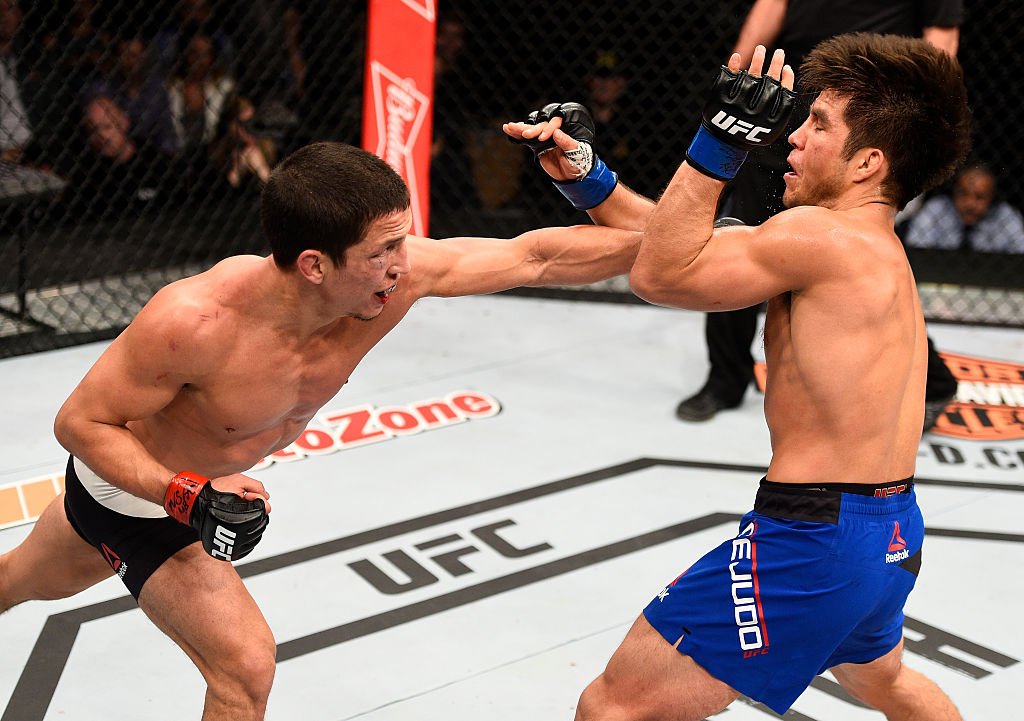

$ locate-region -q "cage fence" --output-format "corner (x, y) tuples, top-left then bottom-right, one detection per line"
(0, 0), (1021, 359)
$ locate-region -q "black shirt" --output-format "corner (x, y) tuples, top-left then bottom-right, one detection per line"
(778, 0), (963, 69)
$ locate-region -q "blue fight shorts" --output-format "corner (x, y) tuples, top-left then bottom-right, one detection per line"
(643, 478), (922, 714)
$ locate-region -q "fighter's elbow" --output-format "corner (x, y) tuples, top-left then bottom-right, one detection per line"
(52, 406), (75, 451)
(52, 399), (94, 453)
(629, 265), (676, 306)
(630, 265), (715, 309)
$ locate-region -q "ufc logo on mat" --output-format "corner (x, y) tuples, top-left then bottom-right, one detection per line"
(211, 525), (237, 560)
(711, 111), (771, 143)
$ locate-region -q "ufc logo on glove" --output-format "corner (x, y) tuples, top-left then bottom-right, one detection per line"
(710, 112), (772, 144)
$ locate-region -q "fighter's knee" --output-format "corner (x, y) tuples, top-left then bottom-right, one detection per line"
(208, 632), (277, 705)
(576, 675), (630, 721)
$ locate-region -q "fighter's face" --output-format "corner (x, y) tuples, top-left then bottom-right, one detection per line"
(332, 208), (412, 321)
(783, 91), (849, 209)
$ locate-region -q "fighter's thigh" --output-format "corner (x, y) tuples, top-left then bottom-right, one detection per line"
(138, 543), (275, 677)
(830, 639), (903, 706)
(585, 614), (739, 721)
(4, 494), (113, 599)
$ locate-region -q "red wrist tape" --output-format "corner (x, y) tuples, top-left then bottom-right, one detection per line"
(163, 471), (210, 524)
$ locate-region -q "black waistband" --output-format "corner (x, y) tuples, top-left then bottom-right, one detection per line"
(754, 477), (915, 524)
(760, 477), (914, 497)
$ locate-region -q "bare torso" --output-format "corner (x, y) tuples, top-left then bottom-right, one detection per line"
(762, 214), (927, 484)
(128, 255), (421, 478)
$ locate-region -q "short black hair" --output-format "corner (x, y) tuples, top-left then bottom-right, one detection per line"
(260, 142), (411, 268)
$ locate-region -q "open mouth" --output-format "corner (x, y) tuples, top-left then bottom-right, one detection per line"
(375, 284), (397, 303)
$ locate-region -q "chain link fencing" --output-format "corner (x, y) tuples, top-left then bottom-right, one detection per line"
(1, 0), (1021, 358)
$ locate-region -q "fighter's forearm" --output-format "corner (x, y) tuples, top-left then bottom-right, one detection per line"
(586, 183), (655, 231)
(526, 226), (641, 287)
(54, 415), (175, 506)
(629, 163), (721, 303)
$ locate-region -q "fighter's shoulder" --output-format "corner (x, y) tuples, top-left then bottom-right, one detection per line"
(405, 234), (437, 254)
(759, 205), (837, 237)
(762, 206), (877, 249)
(405, 233), (465, 273)
(398, 234), (446, 295)
(127, 264), (242, 360)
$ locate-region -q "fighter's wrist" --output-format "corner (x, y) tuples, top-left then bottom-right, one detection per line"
(553, 155), (619, 210)
(685, 125), (749, 181)
(163, 471), (210, 524)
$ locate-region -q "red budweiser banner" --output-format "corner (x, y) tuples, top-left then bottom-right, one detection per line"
(362, 0), (436, 236)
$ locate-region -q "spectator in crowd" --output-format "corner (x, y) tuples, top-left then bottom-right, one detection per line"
(166, 33), (235, 163)
(156, 0), (234, 77)
(208, 93), (276, 189)
(85, 35), (178, 156)
(0, 0), (31, 162)
(66, 95), (181, 219)
(905, 162), (1024, 253)
(674, 0), (962, 431)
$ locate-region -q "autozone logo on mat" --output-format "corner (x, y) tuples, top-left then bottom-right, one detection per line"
(0, 391), (500, 528)
(755, 352), (1024, 441)
(252, 390), (501, 470)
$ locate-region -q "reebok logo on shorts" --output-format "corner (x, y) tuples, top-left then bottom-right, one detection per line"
(101, 543), (128, 579)
(885, 522), (909, 563)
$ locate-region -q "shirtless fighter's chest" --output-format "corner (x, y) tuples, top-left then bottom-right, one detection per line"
(183, 326), (380, 443)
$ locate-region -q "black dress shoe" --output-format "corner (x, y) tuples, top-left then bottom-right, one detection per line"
(675, 387), (737, 422)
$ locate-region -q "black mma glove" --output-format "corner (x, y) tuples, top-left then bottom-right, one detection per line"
(510, 102), (618, 210)
(164, 472), (269, 561)
(686, 67), (796, 181)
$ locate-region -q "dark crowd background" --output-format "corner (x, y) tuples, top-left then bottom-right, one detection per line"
(0, 0), (1021, 358)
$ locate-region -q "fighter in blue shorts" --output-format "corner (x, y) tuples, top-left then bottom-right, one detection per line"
(505, 33), (968, 720)
(645, 478), (922, 713)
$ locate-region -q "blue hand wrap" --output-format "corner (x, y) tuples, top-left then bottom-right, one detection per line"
(553, 156), (619, 210)
(685, 125), (749, 181)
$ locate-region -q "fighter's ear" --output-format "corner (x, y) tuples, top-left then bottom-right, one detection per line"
(296, 249), (327, 284)
(852, 146), (886, 184)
